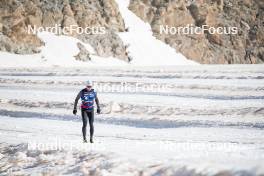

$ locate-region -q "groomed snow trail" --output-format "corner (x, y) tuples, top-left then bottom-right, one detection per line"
(0, 65), (264, 175)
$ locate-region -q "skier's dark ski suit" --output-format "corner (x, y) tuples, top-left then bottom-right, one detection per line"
(73, 88), (100, 143)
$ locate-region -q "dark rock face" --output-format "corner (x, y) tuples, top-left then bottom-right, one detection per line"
(129, 0), (264, 64)
(0, 0), (127, 61)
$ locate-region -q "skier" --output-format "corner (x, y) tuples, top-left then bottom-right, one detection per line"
(73, 80), (101, 143)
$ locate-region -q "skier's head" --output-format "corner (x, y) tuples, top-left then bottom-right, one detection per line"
(86, 80), (93, 90)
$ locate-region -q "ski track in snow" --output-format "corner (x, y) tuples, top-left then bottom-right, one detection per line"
(0, 65), (264, 175)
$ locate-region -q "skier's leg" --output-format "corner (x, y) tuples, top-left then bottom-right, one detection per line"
(81, 110), (88, 141)
(88, 111), (94, 143)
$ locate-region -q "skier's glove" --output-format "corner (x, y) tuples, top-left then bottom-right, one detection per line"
(97, 108), (101, 114)
(73, 109), (77, 115)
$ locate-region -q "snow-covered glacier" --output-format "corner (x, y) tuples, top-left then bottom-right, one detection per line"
(0, 65), (263, 175)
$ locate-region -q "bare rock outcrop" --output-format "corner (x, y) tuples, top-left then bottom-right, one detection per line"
(78, 30), (128, 60)
(129, 0), (264, 64)
(74, 42), (91, 62)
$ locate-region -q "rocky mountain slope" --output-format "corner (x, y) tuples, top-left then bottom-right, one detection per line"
(129, 0), (264, 64)
(0, 0), (263, 64)
(0, 0), (128, 61)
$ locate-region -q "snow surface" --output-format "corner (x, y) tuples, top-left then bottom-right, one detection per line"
(0, 66), (264, 175)
(0, 32), (128, 68)
(0, 1), (263, 175)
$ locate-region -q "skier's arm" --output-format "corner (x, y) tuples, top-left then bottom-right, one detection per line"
(95, 94), (100, 110)
(73, 91), (81, 110)
(95, 91), (101, 114)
